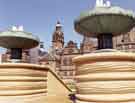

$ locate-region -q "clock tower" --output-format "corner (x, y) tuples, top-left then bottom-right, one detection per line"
(52, 21), (64, 50)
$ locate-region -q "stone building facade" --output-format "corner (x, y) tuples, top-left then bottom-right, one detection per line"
(113, 27), (135, 52)
(2, 49), (30, 63)
(80, 36), (97, 54)
(52, 21), (64, 50)
(58, 40), (80, 85)
(39, 21), (97, 87)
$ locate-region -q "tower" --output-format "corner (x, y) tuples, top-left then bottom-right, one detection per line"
(52, 21), (64, 50)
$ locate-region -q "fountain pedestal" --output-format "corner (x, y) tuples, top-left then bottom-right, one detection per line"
(0, 63), (48, 103)
(73, 51), (135, 102)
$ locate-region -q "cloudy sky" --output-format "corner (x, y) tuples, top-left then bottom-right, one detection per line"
(0, 0), (134, 53)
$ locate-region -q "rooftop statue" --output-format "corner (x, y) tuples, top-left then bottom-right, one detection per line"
(11, 25), (24, 32)
(96, 0), (111, 8)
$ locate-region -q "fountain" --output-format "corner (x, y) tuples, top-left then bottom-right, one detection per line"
(0, 26), (49, 103)
(0, 26), (39, 62)
(73, 0), (135, 102)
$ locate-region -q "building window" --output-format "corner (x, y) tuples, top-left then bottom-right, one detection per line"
(63, 58), (67, 65)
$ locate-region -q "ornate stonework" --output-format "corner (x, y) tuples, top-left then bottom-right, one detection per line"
(80, 36), (97, 53)
(37, 22), (96, 88)
(114, 27), (135, 52)
(52, 21), (64, 50)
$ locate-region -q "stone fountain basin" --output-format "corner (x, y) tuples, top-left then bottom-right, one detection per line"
(75, 7), (135, 37)
(0, 31), (39, 49)
(73, 51), (135, 102)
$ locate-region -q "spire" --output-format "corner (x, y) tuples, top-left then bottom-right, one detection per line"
(56, 21), (62, 28)
(52, 21), (64, 49)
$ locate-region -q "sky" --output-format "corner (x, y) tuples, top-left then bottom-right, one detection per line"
(0, 0), (134, 53)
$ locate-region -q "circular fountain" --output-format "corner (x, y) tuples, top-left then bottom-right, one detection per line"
(73, 0), (135, 102)
(0, 26), (39, 62)
(0, 26), (49, 103)
(75, 0), (135, 49)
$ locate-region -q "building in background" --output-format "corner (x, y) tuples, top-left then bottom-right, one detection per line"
(2, 21), (135, 89)
(80, 36), (97, 54)
(2, 49), (30, 63)
(29, 42), (47, 64)
(52, 21), (64, 50)
(113, 27), (135, 52)
(39, 21), (96, 88)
